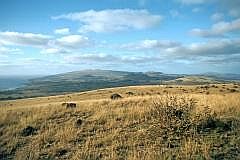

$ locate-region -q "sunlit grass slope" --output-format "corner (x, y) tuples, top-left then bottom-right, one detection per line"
(0, 83), (240, 159)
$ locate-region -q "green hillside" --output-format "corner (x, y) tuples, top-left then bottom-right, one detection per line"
(0, 70), (180, 100)
(0, 70), (239, 100)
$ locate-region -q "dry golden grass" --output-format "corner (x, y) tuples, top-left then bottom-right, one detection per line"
(0, 83), (240, 159)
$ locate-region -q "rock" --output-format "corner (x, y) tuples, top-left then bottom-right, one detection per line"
(110, 93), (122, 100)
(76, 119), (83, 127)
(62, 102), (77, 108)
(55, 149), (68, 157)
(21, 126), (37, 136)
(126, 91), (134, 96)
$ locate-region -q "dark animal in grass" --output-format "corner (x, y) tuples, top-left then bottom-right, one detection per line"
(126, 91), (134, 96)
(110, 93), (122, 100)
(21, 126), (37, 136)
(62, 102), (77, 108)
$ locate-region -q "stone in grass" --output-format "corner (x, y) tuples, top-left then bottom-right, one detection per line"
(110, 93), (122, 100)
(55, 149), (68, 157)
(21, 126), (37, 137)
(75, 119), (83, 127)
(126, 91), (134, 96)
(62, 102), (77, 109)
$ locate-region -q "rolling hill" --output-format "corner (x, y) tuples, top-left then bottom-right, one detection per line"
(0, 70), (181, 100)
(0, 70), (239, 100)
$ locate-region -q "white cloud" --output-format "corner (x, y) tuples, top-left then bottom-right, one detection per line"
(40, 48), (67, 54)
(165, 39), (240, 57)
(169, 10), (181, 18)
(0, 31), (51, 48)
(202, 54), (240, 64)
(64, 53), (164, 64)
(64, 38), (240, 66)
(54, 28), (70, 35)
(211, 13), (224, 21)
(190, 18), (240, 37)
(120, 39), (180, 51)
(117, 38), (240, 65)
(0, 31), (92, 54)
(64, 54), (116, 63)
(220, 0), (240, 17)
(192, 8), (201, 13)
(41, 48), (59, 54)
(52, 9), (162, 33)
(54, 35), (90, 49)
(0, 46), (20, 54)
(138, 0), (146, 6)
(177, 0), (207, 5)
(41, 34), (92, 54)
(177, 0), (240, 17)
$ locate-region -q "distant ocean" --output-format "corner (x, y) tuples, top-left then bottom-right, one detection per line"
(0, 76), (40, 91)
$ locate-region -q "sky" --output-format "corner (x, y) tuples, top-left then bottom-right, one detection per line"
(0, 0), (240, 75)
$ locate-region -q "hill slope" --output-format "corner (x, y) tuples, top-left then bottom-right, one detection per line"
(0, 84), (240, 159)
(0, 70), (239, 100)
(0, 70), (181, 100)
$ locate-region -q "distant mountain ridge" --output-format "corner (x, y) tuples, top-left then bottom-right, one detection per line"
(0, 70), (239, 100)
(200, 72), (240, 81)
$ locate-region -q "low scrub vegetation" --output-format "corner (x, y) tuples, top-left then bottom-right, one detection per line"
(0, 84), (240, 159)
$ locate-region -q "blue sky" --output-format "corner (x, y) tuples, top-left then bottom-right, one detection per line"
(0, 0), (240, 75)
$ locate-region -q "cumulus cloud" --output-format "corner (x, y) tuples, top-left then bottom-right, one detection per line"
(54, 28), (70, 35)
(211, 13), (224, 21)
(64, 53), (164, 65)
(177, 0), (207, 5)
(169, 10), (181, 18)
(202, 54), (240, 64)
(0, 31), (92, 54)
(119, 38), (240, 64)
(120, 39), (180, 51)
(0, 46), (20, 54)
(0, 58), (10, 64)
(0, 31), (51, 48)
(138, 0), (147, 6)
(40, 35), (92, 54)
(64, 54), (117, 64)
(177, 0), (240, 17)
(165, 39), (240, 57)
(64, 38), (240, 66)
(52, 9), (162, 33)
(40, 48), (67, 54)
(219, 0), (240, 17)
(192, 8), (201, 13)
(54, 35), (91, 49)
(190, 18), (240, 37)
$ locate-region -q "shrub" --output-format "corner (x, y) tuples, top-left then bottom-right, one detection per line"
(195, 106), (232, 133)
(148, 96), (236, 150)
(149, 96), (196, 147)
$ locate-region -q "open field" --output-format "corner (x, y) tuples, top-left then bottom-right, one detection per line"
(0, 83), (240, 159)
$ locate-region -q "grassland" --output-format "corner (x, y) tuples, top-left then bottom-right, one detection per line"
(0, 83), (240, 159)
